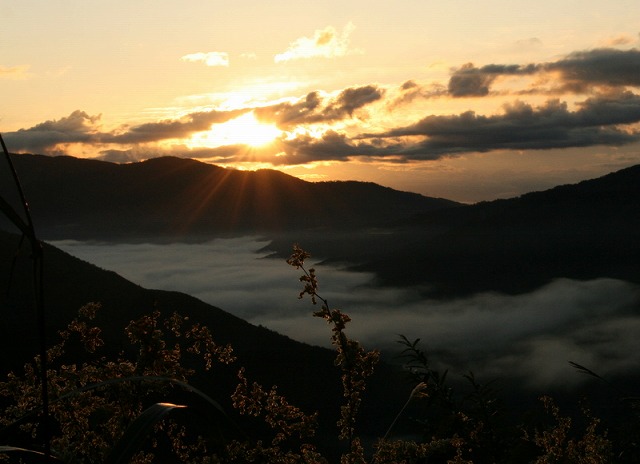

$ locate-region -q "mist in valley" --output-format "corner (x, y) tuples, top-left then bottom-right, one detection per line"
(52, 236), (640, 392)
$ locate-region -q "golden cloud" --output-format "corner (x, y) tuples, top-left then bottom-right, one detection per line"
(274, 22), (361, 63)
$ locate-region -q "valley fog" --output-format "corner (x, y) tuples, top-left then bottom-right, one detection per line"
(52, 237), (640, 390)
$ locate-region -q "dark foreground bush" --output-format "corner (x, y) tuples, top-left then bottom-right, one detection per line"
(0, 245), (635, 463)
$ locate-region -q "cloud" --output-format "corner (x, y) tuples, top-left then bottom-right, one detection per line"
(448, 63), (497, 97)
(546, 48), (640, 91)
(274, 22), (360, 63)
(277, 131), (357, 163)
(103, 108), (250, 144)
(254, 85), (384, 128)
(253, 91), (640, 165)
(97, 143), (252, 164)
(51, 238), (640, 390)
(602, 34), (636, 46)
(95, 149), (142, 163)
(0, 64), (31, 80)
(3, 108), (252, 154)
(448, 62), (539, 97)
(263, 91), (640, 165)
(270, 130), (402, 165)
(6, 45), (640, 165)
(387, 80), (447, 108)
(325, 85), (384, 117)
(2, 110), (102, 154)
(181, 51), (229, 67)
(515, 37), (543, 48)
(254, 91), (324, 127)
(7, 89), (640, 165)
(447, 48), (640, 97)
(357, 93), (640, 160)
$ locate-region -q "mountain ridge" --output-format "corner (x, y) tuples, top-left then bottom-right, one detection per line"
(358, 162), (640, 294)
(1, 154), (458, 241)
(3, 152), (639, 296)
(262, 162), (640, 295)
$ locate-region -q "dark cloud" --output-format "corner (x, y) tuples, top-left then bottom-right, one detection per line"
(272, 131), (357, 164)
(96, 149), (142, 163)
(357, 93), (640, 160)
(447, 47), (640, 97)
(2, 110), (101, 154)
(5, 46), (640, 164)
(259, 92), (640, 164)
(2, 108), (252, 154)
(401, 80), (418, 91)
(448, 62), (542, 96)
(97, 143), (252, 164)
(103, 108), (251, 144)
(574, 90), (640, 125)
(8, 90), (640, 165)
(255, 85), (384, 128)
(387, 80), (448, 108)
(254, 91), (323, 127)
(547, 48), (640, 91)
(448, 63), (498, 97)
(271, 130), (402, 165)
(324, 84), (384, 117)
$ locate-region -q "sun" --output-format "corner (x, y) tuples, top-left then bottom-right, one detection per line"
(190, 111), (281, 148)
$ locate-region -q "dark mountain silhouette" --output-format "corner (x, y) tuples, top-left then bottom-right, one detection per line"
(338, 164), (640, 295)
(2, 153), (639, 296)
(0, 154), (458, 240)
(0, 229), (405, 452)
(262, 164), (640, 296)
(0, 227), (327, 393)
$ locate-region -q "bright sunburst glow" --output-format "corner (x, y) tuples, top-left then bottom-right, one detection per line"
(190, 112), (281, 148)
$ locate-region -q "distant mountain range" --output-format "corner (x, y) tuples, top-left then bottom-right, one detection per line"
(357, 164), (640, 295)
(2, 153), (639, 296)
(1, 154), (458, 240)
(264, 163), (640, 295)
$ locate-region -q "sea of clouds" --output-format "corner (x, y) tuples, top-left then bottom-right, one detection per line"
(51, 236), (640, 390)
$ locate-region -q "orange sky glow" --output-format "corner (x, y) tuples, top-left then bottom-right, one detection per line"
(2, 1), (640, 202)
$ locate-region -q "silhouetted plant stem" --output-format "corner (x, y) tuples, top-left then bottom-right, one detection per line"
(287, 245), (379, 461)
(0, 134), (50, 460)
(382, 382), (428, 441)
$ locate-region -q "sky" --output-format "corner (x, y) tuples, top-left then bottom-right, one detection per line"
(52, 237), (640, 390)
(2, 1), (640, 202)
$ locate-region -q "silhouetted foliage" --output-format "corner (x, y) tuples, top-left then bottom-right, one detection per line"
(0, 244), (638, 463)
